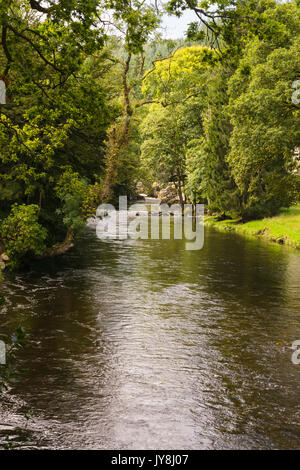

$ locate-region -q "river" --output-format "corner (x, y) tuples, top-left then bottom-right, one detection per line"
(0, 215), (300, 449)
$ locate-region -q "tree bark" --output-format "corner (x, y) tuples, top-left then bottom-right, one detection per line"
(46, 229), (74, 257)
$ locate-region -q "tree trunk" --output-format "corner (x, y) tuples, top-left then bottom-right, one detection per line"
(102, 53), (132, 200)
(46, 229), (74, 257)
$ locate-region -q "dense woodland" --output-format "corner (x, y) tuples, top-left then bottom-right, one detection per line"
(0, 0), (299, 269)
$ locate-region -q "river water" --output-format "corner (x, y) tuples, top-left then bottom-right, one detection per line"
(0, 215), (300, 449)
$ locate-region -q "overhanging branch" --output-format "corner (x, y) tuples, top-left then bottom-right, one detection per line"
(29, 0), (50, 14)
(7, 25), (64, 74)
(1, 27), (12, 75)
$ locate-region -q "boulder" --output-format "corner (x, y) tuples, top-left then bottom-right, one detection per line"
(157, 183), (180, 204)
(136, 182), (144, 193)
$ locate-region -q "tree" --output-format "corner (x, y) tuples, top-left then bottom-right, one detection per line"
(140, 45), (219, 208)
(227, 2), (300, 218)
(141, 104), (189, 208)
(95, 0), (160, 202)
(0, 0), (111, 265)
(141, 45), (236, 211)
(142, 45), (217, 105)
(185, 66), (240, 214)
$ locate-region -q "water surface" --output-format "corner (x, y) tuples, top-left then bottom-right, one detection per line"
(0, 221), (299, 449)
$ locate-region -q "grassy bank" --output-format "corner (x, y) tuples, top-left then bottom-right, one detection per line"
(205, 205), (300, 250)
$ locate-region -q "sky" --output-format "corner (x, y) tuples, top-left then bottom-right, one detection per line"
(160, 10), (198, 39)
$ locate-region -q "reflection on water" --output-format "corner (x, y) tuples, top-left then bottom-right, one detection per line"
(0, 222), (300, 449)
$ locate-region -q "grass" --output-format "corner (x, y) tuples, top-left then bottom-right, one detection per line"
(205, 204), (300, 250)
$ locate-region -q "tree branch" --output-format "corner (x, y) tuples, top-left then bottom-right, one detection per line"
(29, 0), (50, 14)
(142, 49), (180, 82)
(7, 25), (64, 74)
(1, 27), (12, 75)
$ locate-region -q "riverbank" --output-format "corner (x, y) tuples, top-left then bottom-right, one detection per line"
(205, 204), (300, 250)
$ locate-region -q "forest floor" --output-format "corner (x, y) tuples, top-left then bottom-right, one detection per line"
(205, 204), (300, 250)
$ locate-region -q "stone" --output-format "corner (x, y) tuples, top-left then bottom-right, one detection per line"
(157, 183), (180, 204)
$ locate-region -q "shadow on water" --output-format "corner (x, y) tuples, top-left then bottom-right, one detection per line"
(0, 222), (299, 449)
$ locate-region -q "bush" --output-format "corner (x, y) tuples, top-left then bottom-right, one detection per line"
(0, 204), (48, 268)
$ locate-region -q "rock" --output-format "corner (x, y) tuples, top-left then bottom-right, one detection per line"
(136, 182), (144, 193)
(148, 183), (160, 198)
(157, 183), (180, 205)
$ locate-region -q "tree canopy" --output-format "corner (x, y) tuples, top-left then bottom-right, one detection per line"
(0, 0), (299, 268)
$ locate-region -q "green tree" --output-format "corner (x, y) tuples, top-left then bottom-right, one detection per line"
(0, 1), (112, 265)
(94, 0), (160, 203)
(141, 104), (190, 207)
(185, 67), (239, 214)
(227, 2), (300, 218)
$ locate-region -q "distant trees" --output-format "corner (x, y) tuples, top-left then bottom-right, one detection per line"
(1, 0), (300, 269)
(140, 46), (216, 208)
(97, 0), (160, 202)
(140, 0), (300, 220)
(227, 3), (300, 218)
(185, 68), (239, 213)
(141, 105), (188, 208)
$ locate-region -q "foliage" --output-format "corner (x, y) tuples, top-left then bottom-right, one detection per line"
(0, 0), (300, 268)
(140, 0), (300, 220)
(141, 99), (204, 204)
(0, 326), (28, 392)
(55, 169), (90, 231)
(0, 0), (113, 265)
(227, 5), (300, 218)
(141, 105), (186, 180)
(0, 204), (47, 268)
(142, 45), (217, 105)
(185, 67), (239, 212)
